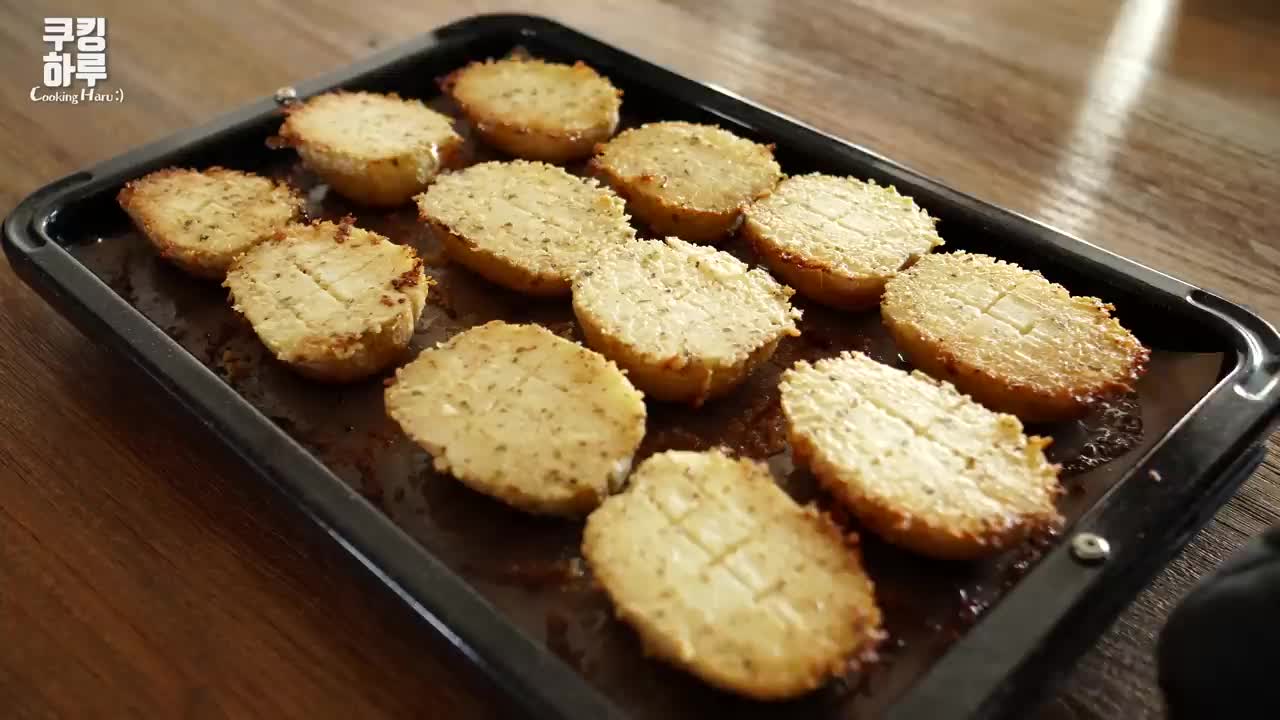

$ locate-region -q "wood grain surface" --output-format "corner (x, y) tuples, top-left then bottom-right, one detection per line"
(2, 1), (1278, 717)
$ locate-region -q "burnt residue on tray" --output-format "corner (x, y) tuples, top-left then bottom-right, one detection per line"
(65, 94), (1224, 720)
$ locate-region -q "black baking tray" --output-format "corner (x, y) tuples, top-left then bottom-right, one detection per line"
(6, 13), (1280, 720)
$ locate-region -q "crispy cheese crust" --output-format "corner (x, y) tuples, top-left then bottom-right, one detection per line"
(385, 321), (647, 516)
(224, 219), (427, 382)
(781, 352), (1063, 559)
(881, 252), (1150, 421)
(117, 167), (302, 279)
(276, 91), (463, 207)
(589, 122), (781, 243)
(742, 174), (943, 310)
(443, 58), (621, 162)
(583, 449), (883, 700)
(415, 160), (635, 295)
(572, 237), (801, 406)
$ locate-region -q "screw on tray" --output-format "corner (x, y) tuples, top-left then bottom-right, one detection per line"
(1070, 532), (1111, 564)
(274, 86), (299, 106)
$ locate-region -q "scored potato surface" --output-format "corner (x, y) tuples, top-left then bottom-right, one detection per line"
(277, 91), (462, 205)
(572, 237), (801, 404)
(591, 122), (781, 242)
(224, 219), (427, 382)
(593, 122), (779, 212)
(280, 91), (458, 161)
(743, 174), (943, 309)
(583, 449), (883, 700)
(385, 321), (646, 516)
(445, 58), (620, 161)
(415, 160), (635, 295)
(781, 352), (1062, 559)
(881, 252), (1149, 421)
(117, 167), (302, 278)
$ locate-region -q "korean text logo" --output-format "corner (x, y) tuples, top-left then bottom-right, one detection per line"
(30, 17), (125, 105)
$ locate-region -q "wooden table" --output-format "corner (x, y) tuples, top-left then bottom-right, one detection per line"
(2, 1), (1277, 717)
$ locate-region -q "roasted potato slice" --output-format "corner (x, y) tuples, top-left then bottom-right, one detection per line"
(415, 160), (635, 295)
(224, 218), (427, 382)
(385, 321), (647, 516)
(583, 449), (883, 700)
(742, 174), (943, 310)
(275, 91), (462, 207)
(781, 351), (1063, 559)
(881, 252), (1149, 421)
(443, 58), (621, 162)
(590, 122), (781, 243)
(572, 237), (801, 405)
(117, 167), (302, 279)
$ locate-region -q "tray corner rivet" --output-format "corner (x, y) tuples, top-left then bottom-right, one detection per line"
(274, 86), (298, 106)
(1071, 532), (1111, 564)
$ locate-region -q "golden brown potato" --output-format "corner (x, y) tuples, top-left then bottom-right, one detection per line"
(572, 237), (801, 406)
(385, 321), (646, 516)
(781, 351), (1063, 559)
(589, 122), (781, 243)
(583, 448), (883, 700)
(275, 91), (463, 207)
(742, 174), (943, 310)
(881, 252), (1149, 421)
(117, 167), (302, 279)
(224, 219), (427, 382)
(414, 160), (635, 295)
(442, 58), (621, 162)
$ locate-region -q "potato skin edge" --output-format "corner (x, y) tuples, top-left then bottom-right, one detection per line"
(587, 158), (759, 245)
(223, 223), (428, 383)
(117, 166), (304, 279)
(274, 91), (465, 207)
(788, 428), (1064, 560)
(421, 216), (569, 296)
(740, 219), (888, 310)
(440, 59), (622, 163)
(573, 298), (785, 406)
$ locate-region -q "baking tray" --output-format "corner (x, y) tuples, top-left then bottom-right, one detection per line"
(5, 13), (1280, 720)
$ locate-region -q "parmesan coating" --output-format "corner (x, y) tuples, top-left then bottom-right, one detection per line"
(584, 449), (883, 699)
(742, 174), (942, 310)
(385, 321), (647, 516)
(573, 237), (801, 405)
(443, 57), (621, 162)
(415, 160), (635, 295)
(276, 91), (463, 206)
(781, 352), (1063, 559)
(117, 167), (302, 278)
(590, 122), (781, 243)
(224, 219), (427, 382)
(882, 252), (1149, 421)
